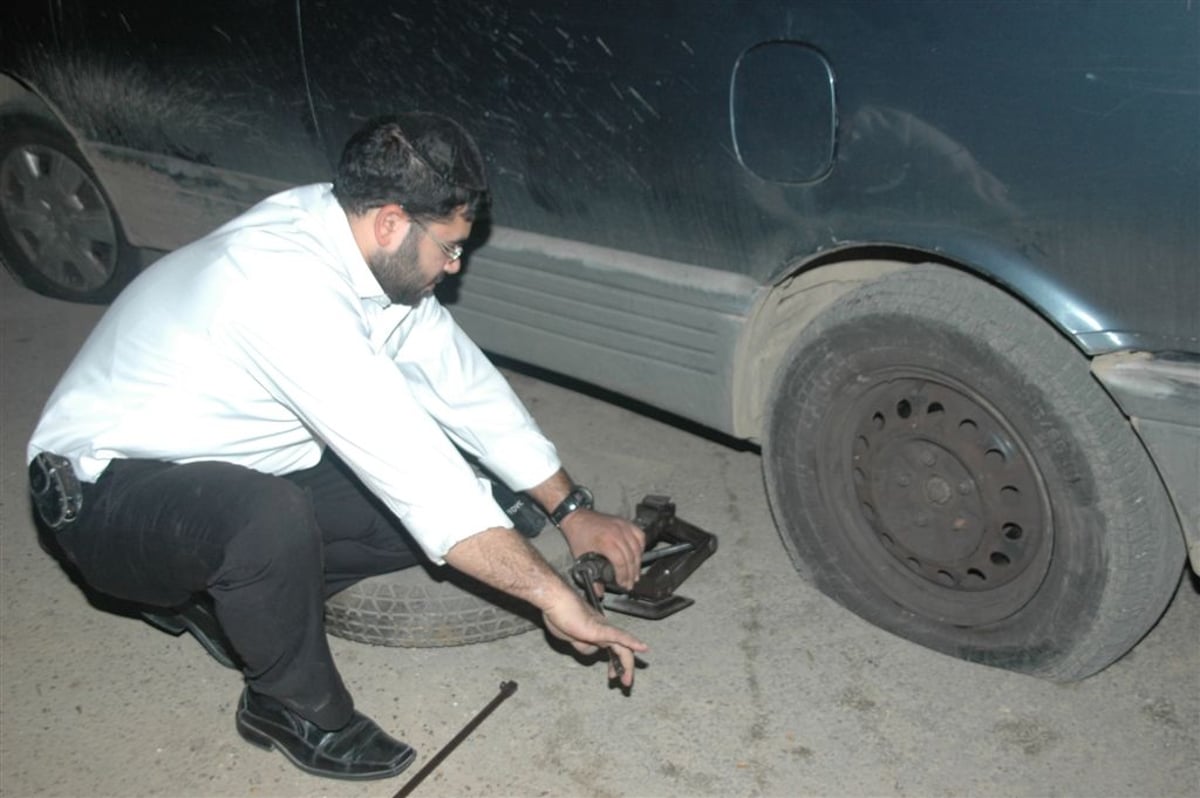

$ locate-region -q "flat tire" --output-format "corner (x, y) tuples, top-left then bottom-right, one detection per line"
(763, 264), (1184, 680)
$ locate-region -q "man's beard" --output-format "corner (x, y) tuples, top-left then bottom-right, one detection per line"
(367, 225), (436, 306)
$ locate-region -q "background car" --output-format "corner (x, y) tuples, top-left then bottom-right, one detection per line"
(3, 0), (1197, 680)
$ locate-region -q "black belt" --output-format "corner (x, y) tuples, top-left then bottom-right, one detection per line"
(29, 452), (84, 530)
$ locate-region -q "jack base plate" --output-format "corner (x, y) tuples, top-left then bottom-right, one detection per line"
(603, 593), (695, 620)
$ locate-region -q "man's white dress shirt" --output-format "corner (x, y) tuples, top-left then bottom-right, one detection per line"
(28, 184), (561, 562)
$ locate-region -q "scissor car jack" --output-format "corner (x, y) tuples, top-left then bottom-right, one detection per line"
(571, 494), (718, 620)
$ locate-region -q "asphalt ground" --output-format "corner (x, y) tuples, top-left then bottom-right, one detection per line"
(2, 269), (1197, 798)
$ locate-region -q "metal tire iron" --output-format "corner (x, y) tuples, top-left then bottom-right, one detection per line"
(391, 681), (518, 797)
(570, 494), (718, 620)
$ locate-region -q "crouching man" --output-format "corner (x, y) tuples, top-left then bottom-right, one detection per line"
(27, 113), (646, 781)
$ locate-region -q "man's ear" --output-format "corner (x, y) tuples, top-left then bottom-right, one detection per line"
(373, 204), (409, 247)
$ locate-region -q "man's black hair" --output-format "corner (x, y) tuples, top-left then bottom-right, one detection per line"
(333, 113), (489, 221)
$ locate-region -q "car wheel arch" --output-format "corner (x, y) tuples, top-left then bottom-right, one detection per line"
(731, 244), (1115, 443)
(1, 72), (84, 143)
(732, 254), (915, 441)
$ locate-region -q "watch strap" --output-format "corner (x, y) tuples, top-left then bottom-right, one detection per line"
(549, 485), (594, 526)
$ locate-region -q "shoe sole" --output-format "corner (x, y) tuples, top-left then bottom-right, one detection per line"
(143, 611), (239, 670)
(236, 716), (417, 781)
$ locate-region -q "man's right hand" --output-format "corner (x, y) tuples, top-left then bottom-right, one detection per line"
(541, 591), (648, 688)
(444, 527), (647, 687)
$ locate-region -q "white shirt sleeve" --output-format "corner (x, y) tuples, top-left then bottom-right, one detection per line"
(390, 297), (561, 490)
(215, 258), (555, 563)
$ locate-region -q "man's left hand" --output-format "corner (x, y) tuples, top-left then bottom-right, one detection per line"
(559, 509), (645, 590)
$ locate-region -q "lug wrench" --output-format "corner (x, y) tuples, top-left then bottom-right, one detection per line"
(392, 680), (518, 797)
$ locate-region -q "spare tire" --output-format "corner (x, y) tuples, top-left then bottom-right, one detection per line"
(324, 525), (574, 647)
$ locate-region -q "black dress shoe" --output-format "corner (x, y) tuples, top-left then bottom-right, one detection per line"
(235, 688), (416, 780)
(142, 595), (241, 670)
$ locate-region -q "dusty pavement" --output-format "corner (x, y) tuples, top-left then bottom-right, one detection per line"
(1, 268), (1198, 798)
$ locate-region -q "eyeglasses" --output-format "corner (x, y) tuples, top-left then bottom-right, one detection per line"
(411, 218), (464, 263)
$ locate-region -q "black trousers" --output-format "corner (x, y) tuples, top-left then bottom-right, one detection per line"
(51, 451), (421, 729)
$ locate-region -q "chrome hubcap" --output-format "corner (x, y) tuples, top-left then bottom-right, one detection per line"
(1, 143), (117, 291)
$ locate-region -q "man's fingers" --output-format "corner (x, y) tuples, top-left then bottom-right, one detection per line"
(610, 645), (637, 687)
(618, 631), (649, 654)
(543, 584), (648, 687)
(615, 521), (645, 589)
(597, 623), (648, 655)
(621, 545), (640, 587)
(559, 511), (646, 590)
(573, 641), (600, 656)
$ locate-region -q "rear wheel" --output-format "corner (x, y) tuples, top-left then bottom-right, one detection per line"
(764, 264), (1184, 680)
(0, 117), (136, 302)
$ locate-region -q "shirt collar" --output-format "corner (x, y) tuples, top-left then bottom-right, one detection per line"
(315, 184), (392, 305)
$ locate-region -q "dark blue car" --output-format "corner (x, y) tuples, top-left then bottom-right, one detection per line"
(2, 0), (1196, 679)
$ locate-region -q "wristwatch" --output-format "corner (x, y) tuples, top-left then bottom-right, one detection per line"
(549, 485), (594, 526)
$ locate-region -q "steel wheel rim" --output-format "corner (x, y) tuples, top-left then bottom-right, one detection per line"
(821, 368), (1054, 625)
(1, 143), (118, 292)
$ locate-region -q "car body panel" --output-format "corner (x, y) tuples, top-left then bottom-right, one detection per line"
(5, 1), (1196, 353)
(1092, 351), (1200, 568)
(450, 226), (761, 431)
(297, 0), (1199, 355)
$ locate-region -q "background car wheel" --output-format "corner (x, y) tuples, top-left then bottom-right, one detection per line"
(764, 264), (1184, 680)
(0, 117), (136, 303)
(324, 524), (574, 647)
